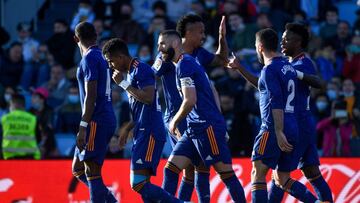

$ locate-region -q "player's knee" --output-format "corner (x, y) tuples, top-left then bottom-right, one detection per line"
(164, 161), (182, 174)
(302, 165), (321, 179)
(130, 172), (148, 193)
(273, 172), (290, 188)
(218, 170), (235, 181)
(72, 168), (85, 179)
(251, 163), (268, 182)
(184, 166), (195, 180)
(84, 161), (101, 177)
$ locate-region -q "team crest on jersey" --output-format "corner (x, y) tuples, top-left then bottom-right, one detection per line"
(153, 58), (162, 71)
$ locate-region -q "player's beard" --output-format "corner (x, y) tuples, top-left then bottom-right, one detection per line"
(257, 51), (264, 65)
(163, 47), (175, 62)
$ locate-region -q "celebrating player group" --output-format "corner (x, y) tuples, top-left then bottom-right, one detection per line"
(72, 12), (333, 203)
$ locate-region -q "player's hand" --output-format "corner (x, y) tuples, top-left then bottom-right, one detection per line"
(169, 119), (177, 135)
(118, 126), (130, 150)
(219, 15), (226, 38)
(275, 130), (293, 152)
(227, 52), (240, 69)
(76, 127), (87, 151)
(112, 70), (124, 85)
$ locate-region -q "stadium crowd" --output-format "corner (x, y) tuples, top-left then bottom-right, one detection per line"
(0, 0), (359, 159)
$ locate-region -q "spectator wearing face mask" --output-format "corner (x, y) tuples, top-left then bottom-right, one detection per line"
(55, 84), (81, 134)
(0, 86), (16, 121)
(317, 100), (352, 156)
(70, 0), (95, 31)
(326, 81), (340, 102)
(112, 2), (146, 56)
(343, 35), (360, 84)
(20, 43), (52, 90)
(228, 12), (257, 52)
(29, 87), (58, 159)
(137, 44), (153, 65)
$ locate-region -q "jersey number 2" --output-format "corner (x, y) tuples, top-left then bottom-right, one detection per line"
(285, 79), (295, 112)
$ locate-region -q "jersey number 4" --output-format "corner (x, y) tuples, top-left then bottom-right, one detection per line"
(285, 79), (295, 113)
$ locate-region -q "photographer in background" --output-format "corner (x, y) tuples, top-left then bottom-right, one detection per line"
(316, 100), (352, 157)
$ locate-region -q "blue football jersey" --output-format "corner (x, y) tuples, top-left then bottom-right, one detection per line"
(175, 54), (225, 131)
(76, 46), (116, 126)
(152, 53), (183, 123)
(191, 47), (215, 68)
(258, 56), (297, 130)
(291, 54), (316, 113)
(126, 59), (165, 141)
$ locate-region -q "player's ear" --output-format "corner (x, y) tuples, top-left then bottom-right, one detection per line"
(73, 35), (80, 43)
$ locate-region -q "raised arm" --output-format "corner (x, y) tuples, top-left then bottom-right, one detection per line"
(227, 56), (259, 88)
(210, 16), (229, 67)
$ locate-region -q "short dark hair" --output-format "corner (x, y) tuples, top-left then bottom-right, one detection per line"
(256, 28), (278, 52)
(102, 38), (130, 56)
(285, 23), (309, 49)
(160, 30), (182, 41)
(176, 14), (203, 38)
(326, 6), (339, 15)
(152, 0), (167, 13)
(10, 94), (25, 107)
(75, 22), (97, 43)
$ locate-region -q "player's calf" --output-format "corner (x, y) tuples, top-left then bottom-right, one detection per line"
(251, 160), (269, 203)
(178, 165), (195, 201)
(213, 162), (246, 203)
(194, 165), (210, 203)
(302, 166), (333, 202)
(273, 170), (318, 203)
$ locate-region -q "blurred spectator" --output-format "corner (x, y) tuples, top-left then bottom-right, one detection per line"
(0, 26), (10, 56)
(327, 81), (340, 102)
(112, 2), (146, 56)
(165, 0), (192, 22)
(342, 35), (360, 84)
(132, 0), (157, 28)
(47, 19), (76, 70)
(228, 12), (257, 51)
(319, 6), (339, 40)
(354, 9), (360, 35)
(152, 1), (176, 29)
(257, 0), (292, 33)
(93, 0), (123, 27)
(55, 85), (81, 134)
(16, 22), (39, 63)
(329, 21), (352, 58)
(0, 86), (16, 120)
(41, 63), (71, 108)
(70, 0), (95, 31)
(1, 94), (40, 159)
(0, 42), (24, 87)
(20, 43), (52, 90)
(256, 12), (273, 29)
(315, 42), (341, 82)
(29, 87), (58, 159)
(341, 79), (359, 137)
(146, 15), (168, 53)
(93, 19), (111, 43)
(317, 100), (352, 157)
(216, 68), (246, 96)
(137, 44), (154, 65)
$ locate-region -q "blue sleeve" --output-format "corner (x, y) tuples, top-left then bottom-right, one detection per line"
(302, 58), (316, 75)
(135, 64), (155, 89)
(265, 67), (284, 109)
(196, 47), (215, 67)
(151, 54), (171, 76)
(83, 54), (98, 81)
(177, 59), (195, 79)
